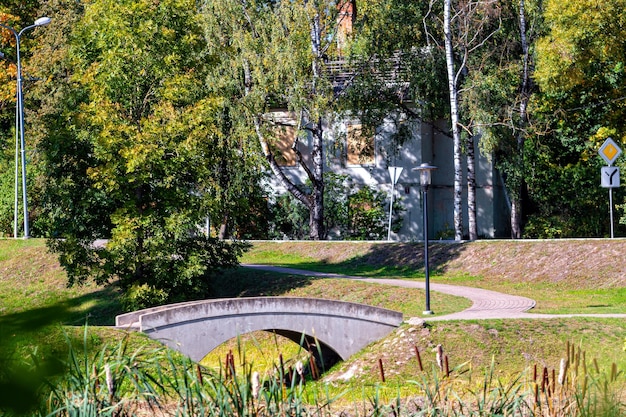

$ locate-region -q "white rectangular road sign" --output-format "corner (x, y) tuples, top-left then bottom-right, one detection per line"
(601, 166), (620, 188)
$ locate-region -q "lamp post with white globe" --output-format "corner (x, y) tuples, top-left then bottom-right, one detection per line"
(414, 162), (437, 315)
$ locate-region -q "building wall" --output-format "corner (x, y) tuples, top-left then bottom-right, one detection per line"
(265, 111), (510, 240)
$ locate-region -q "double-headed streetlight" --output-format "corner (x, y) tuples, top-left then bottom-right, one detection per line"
(414, 162), (437, 315)
(0, 16), (51, 238)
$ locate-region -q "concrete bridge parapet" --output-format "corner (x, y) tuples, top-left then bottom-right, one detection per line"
(116, 297), (403, 363)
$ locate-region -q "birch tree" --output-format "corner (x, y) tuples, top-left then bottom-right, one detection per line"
(511, 0), (531, 238)
(201, 0), (347, 240)
(461, 0), (542, 238)
(443, 0), (464, 241)
(428, 0), (501, 240)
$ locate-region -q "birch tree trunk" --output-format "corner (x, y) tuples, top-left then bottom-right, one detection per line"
(462, 3), (477, 242)
(467, 135), (477, 240)
(444, 0), (464, 241)
(511, 0), (531, 239)
(238, 1), (326, 240)
(307, 8), (325, 240)
(309, 120), (325, 239)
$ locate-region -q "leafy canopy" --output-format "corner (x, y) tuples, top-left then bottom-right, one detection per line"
(37, 0), (249, 306)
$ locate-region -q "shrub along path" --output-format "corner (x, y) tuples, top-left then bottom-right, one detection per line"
(243, 264), (626, 321)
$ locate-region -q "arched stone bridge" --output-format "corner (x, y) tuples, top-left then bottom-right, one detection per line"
(115, 297), (403, 365)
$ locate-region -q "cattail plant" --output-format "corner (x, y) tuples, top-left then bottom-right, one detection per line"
(43, 326), (165, 416)
(24, 327), (625, 417)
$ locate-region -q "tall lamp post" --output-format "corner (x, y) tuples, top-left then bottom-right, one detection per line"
(0, 16), (52, 238)
(0, 50), (17, 239)
(415, 162), (437, 315)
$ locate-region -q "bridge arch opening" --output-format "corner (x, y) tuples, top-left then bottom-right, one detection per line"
(201, 329), (342, 376)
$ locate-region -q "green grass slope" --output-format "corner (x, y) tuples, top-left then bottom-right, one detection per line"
(242, 240), (626, 314)
(0, 238), (624, 399)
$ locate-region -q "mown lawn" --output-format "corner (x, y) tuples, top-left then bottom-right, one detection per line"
(241, 240), (626, 315)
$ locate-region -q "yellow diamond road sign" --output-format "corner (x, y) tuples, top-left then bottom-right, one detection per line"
(599, 137), (622, 165)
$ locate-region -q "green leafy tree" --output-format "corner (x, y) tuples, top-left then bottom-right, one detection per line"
(32, 0), (249, 306)
(462, 0), (544, 238)
(532, 0), (626, 236)
(200, 0), (348, 240)
(208, 106), (269, 240)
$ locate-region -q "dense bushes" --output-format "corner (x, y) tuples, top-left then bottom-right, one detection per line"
(266, 173), (403, 240)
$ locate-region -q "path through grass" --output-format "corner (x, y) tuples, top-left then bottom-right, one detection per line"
(242, 241), (626, 314)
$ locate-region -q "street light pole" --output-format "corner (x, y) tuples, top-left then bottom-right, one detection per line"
(0, 17), (51, 238)
(2, 50), (19, 238)
(14, 84), (19, 238)
(414, 162), (437, 315)
(0, 50), (18, 238)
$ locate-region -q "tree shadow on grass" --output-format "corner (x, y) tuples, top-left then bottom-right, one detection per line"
(1, 284), (121, 337)
(0, 284), (123, 361)
(212, 267), (317, 298)
(337, 242), (468, 275)
(246, 242), (469, 278)
(0, 284), (126, 414)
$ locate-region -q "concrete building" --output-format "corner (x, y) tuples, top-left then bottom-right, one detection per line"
(266, 110), (511, 241)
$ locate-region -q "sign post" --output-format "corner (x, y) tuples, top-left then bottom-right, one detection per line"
(387, 166), (403, 241)
(599, 137), (622, 238)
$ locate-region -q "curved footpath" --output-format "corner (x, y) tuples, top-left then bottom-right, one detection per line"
(243, 265), (626, 321)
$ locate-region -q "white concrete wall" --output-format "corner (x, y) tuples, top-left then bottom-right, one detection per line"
(265, 111), (510, 240)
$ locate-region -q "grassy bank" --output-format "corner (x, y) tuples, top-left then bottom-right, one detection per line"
(0, 239), (624, 414)
(241, 240), (626, 314)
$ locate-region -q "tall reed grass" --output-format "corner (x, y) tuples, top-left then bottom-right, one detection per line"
(4, 327), (623, 417)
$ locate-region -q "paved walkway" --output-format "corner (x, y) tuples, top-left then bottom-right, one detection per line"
(243, 265), (626, 321)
